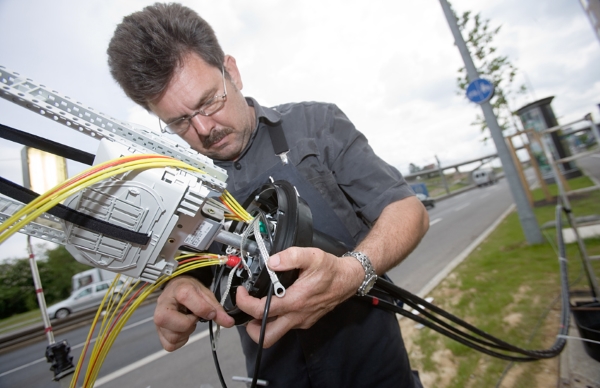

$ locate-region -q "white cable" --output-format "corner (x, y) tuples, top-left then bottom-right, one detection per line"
(220, 262), (240, 306)
(557, 334), (600, 346)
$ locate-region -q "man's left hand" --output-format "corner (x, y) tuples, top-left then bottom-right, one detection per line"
(235, 246), (364, 348)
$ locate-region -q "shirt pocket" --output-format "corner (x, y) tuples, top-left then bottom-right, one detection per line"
(289, 139), (365, 242)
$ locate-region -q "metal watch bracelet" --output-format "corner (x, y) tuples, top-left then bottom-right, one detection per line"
(342, 251), (378, 296)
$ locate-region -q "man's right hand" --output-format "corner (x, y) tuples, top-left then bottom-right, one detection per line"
(154, 275), (235, 351)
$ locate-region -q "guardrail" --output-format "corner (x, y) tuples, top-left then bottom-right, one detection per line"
(0, 292), (160, 354)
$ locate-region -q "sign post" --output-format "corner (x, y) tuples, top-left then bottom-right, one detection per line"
(439, 0), (543, 244)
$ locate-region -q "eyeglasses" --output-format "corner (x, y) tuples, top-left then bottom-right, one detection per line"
(159, 67), (227, 135)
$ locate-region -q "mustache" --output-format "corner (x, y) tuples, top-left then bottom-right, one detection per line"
(201, 127), (233, 148)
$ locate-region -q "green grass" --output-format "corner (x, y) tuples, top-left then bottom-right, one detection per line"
(405, 179), (600, 388)
(0, 309), (41, 335)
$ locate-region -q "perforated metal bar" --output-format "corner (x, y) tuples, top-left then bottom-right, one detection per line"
(0, 66), (227, 190)
(0, 196), (66, 244)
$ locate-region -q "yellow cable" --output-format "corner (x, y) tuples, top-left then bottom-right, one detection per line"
(223, 190), (252, 220)
(85, 259), (224, 386)
(2, 155), (176, 232)
(70, 274), (125, 388)
(221, 190), (253, 222)
(0, 155), (202, 236)
(0, 158), (203, 243)
(74, 256), (225, 387)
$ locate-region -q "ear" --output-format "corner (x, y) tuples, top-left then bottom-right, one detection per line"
(224, 55), (243, 91)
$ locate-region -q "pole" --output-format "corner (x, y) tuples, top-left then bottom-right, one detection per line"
(438, 0), (543, 244)
(505, 136), (533, 206)
(27, 236), (75, 382)
(27, 236), (55, 345)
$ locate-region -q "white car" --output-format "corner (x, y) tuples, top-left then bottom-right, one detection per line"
(47, 278), (125, 319)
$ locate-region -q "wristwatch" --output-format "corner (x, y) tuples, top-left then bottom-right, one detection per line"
(343, 251), (377, 296)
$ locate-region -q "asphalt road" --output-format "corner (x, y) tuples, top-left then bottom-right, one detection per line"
(0, 177), (518, 388)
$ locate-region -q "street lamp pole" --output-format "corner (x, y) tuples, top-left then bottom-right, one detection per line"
(438, 0), (543, 244)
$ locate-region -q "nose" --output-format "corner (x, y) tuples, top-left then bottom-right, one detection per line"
(189, 114), (215, 137)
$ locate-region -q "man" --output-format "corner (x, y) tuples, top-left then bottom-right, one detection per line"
(107, 3), (429, 387)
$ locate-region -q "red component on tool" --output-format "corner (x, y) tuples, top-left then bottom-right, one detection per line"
(226, 255), (242, 267)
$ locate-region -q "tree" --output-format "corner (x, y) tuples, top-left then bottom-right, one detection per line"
(0, 245), (91, 319)
(43, 245), (91, 302)
(454, 7), (527, 139)
(409, 163), (421, 174)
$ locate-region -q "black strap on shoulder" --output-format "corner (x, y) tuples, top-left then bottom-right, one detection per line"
(0, 177), (151, 245)
(266, 122), (290, 156)
(0, 123), (95, 165)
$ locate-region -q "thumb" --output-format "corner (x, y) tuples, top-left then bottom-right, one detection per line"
(267, 253), (282, 270)
(267, 247), (313, 271)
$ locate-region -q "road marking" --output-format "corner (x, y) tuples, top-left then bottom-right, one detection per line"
(94, 329), (210, 387)
(429, 218), (442, 226)
(0, 316), (155, 377)
(453, 203), (470, 212)
(480, 193), (490, 199)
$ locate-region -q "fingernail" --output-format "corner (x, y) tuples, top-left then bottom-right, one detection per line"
(269, 254), (280, 268)
(206, 311), (216, 320)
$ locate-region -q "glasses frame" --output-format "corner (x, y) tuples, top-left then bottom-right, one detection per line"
(159, 67), (227, 135)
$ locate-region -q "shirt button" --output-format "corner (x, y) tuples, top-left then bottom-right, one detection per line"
(234, 162), (242, 170)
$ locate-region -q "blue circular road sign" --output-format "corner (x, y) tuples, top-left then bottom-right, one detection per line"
(466, 78), (495, 104)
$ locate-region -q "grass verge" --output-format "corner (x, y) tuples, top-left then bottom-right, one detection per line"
(0, 309), (41, 335)
(402, 176), (600, 388)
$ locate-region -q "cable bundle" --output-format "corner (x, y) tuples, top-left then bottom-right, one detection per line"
(206, 190), (254, 222)
(0, 154), (206, 244)
(363, 211), (572, 364)
(70, 253), (227, 388)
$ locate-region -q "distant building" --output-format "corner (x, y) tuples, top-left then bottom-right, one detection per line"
(580, 0), (600, 44)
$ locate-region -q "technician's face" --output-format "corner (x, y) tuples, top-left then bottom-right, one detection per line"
(150, 53), (255, 161)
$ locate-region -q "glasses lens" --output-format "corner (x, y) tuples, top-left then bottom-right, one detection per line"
(202, 97), (225, 116)
(165, 118), (188, 134)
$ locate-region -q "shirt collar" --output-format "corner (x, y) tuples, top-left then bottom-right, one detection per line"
(246, 97), (281, 126)
(217, 97), (281, 165)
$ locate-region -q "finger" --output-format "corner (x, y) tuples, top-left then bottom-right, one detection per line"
(154, 304), (199, 333)
(170, 281), (235, 327)
(235, 286), (267, 320)
(268, 247), (321, 272)
(157, 326), (193, 352)
(245, 314), (296, 348)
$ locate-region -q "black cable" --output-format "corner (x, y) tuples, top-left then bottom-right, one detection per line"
(209, 320), (227, 388)
(368, 262), (570, 360)
(494, 292), (562, 387)
(364, 295), (539, 361)
(365, 203), (573, 362)
(208, 264), (228, 388)
(0, 123), (95, 165)
(251, 282), (273, 388)
(495, 206), (576, 387)
(386, 275), (567, 357)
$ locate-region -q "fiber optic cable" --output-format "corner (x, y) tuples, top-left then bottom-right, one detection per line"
(71, 254), (226, 388)
(0, 156), (205, 243)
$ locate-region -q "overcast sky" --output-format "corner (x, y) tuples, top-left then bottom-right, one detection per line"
(0, 0), (598, 261)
